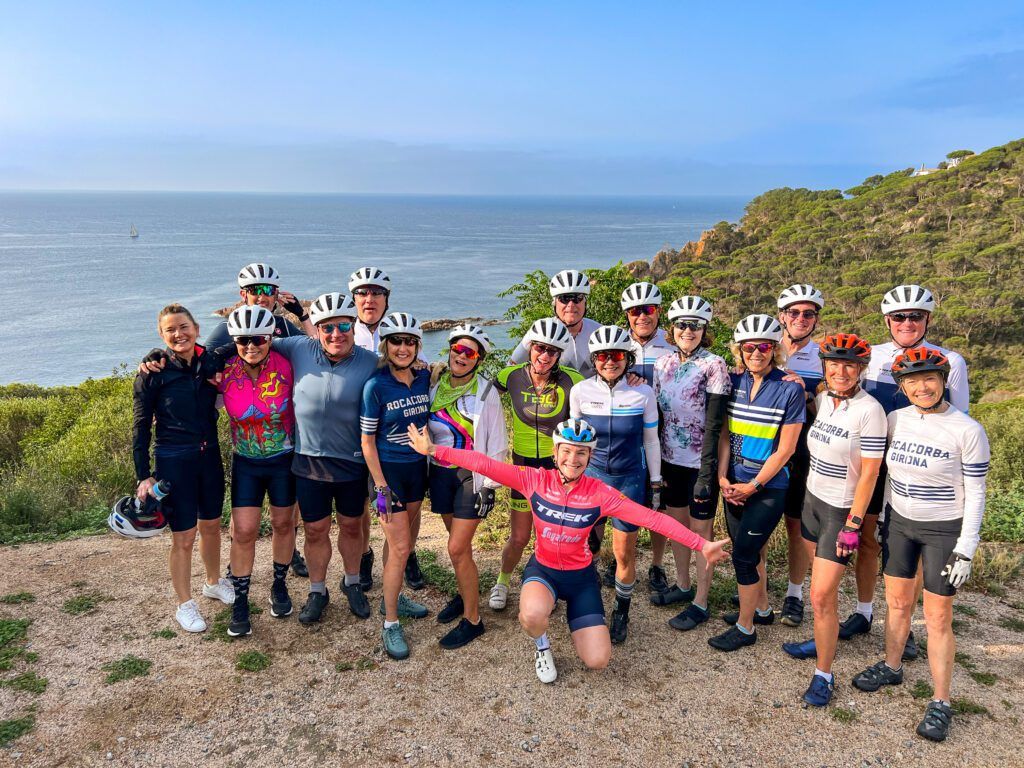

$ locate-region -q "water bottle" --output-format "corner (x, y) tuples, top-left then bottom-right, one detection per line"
(151, 480), (172, 501)
(650, 486), (662, 510)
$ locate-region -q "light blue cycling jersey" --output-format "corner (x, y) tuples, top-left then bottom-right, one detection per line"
(864, 340), (970, 414)
(569, 376), (659, 476)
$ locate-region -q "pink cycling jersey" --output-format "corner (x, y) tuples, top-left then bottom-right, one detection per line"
(218, 350), (295, 459)
(434, 446), (707, 570)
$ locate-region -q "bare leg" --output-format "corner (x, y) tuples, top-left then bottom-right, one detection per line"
(379, 511), (413, 622)
(663, 505), (692, 589)
(304, 517), (333, 582)
(448, 518), (483, 623)
(809, 553), (846, 674)
(500, 509), (534, 575)
(571, 625), (612, 670)
(923, 591), (955, 700)
(229, 507), (260, 577)
(197, 518), (222, 586)
(883, 575), (917, 669)
(170, 528), (197, 603)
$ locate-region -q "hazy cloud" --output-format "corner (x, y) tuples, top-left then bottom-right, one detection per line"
(892, 50), (1024, 112)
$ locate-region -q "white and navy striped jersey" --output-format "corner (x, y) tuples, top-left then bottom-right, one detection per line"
(786, 339), (823, 395)
(864, 340), (970, 414)
(805, 389), (887, 508)
(884, 405), (990, 558)
(628, 328), (675, 385)
(569, 376), (661, 479)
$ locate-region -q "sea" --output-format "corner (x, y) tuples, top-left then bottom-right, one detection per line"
(0, 192), (747, 386)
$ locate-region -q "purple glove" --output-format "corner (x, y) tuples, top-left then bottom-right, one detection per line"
(375, 487), (391, 517)
(837, 527), (860, 551)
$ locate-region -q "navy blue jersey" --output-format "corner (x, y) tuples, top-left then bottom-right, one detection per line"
(360, 368), (431, 463)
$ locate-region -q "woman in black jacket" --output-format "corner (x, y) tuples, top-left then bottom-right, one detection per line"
(133, 304), (233, 633)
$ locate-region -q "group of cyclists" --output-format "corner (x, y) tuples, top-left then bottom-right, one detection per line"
(124, 261), (990, 744)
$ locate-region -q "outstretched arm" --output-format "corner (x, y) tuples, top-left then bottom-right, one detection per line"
(407, 424), (531, 496)
(602, 492), (706, 551)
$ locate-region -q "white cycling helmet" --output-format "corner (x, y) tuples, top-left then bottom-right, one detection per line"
(227, 306), (276, 337)
(668, 296), (713, 323)
(548, 269), (591, 297)
(378, 312), (422, 340)
(777, 284), (824, 310)
(734, 314), (784, 343)
(588, 325), (633, 354)
(881, 284), (935, 314)
(552, 417), (598, 448)
(309, 292), (357, 325)
(621, 282), (663, 310)
(522, 318), (572, 352)
(237, 263), (281, 288)
(108, 496), (167, 539)
(348, 266), (392, 292)
(448, 324), (492, 354)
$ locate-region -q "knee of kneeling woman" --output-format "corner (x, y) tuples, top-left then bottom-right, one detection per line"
(583, 648), (611, 670)
(519, 608), (547, 634)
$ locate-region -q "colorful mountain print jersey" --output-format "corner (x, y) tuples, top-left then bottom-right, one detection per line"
(217, 350), (295, 459)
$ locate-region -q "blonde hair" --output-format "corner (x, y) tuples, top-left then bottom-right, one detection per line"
(377, 338), (422, 369)
(157, 304), (197, 330)
(729, 341), (788, 371)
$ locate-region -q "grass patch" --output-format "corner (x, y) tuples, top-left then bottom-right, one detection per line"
(204, 601), (263, 642)
(335, 657), (378, 672)
(102, 654), (152, 684)
(952, 698), (989, 716)
(951, 617), (969, 635)
(235, 651), (271, 672)
(416, 549), (459, 596)
(954, 651), (977, 670)
(151, 628), (177, 639)
(999, 616), (1024, 632)
(969, 671), (997, 686)
(0, 619), (32, 672)
(910, 680), (934, 700)
(0, 714), (35, 747)
(0, 671), (47, 694)
(953, 604), (978, 617)
(707, 573), (739, 612)
(968, 544), (1024, 594)
(62, 591), (112, 615)
(0, 592), (35, 604)
(829, 707), (859, 723)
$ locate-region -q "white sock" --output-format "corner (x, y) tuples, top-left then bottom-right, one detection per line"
(756, 606), (773, 617)
(856, 601), (873, 620)
(735, 622), (754, 635)
(535, 633), (550, 651)
(814, 667), (833, 682)
(383, 619), (400, 629)
(786, 581), (803, 600)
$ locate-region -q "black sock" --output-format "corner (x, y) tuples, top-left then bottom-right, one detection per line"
(232, 575), (251, 604)
(615, 595), (631, 614)
(273, 562), (289, 583)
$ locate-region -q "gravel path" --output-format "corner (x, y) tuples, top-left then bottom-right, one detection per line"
(1, 516), (1022, 767)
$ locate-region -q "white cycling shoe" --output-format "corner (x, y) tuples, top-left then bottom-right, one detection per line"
(175, 599), (207, 633)
(489, 583), (509, 611)
(202, 578), (235, 605)
(535, 648), (557, 684)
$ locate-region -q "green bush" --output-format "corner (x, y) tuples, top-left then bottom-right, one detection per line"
(0, 398), (52, 467)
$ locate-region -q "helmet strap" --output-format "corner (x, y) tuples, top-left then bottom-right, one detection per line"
(827, 384), (859, 400)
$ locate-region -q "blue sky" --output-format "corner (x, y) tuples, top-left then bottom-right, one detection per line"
(1, 1), (1022, 194)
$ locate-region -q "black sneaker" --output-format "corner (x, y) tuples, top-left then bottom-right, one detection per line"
(269, 580), (293, 618)
(669, 603), (709, 632)
(650, 584), (695, 607)
(916, 700), (953, 742)
(601, 561), (616, 588)
(780, 596), (804, 627)
(342, 582), (371, 619)
(405, 551), (426, 591)
(709, 625), (757, 652)
(437, 594), (465, 625)
(359, 548), (374, 592)
(227, 600), (251, 637)
(722, 609), (775, 626)
(838, 611), (872, 640)
(609, 609), (629, 645)
(298, 590), (329, 624)
(647, 565), (669, 594)
(290, 548), (308, 578)
(902, 631), (919, 662)
(852, 660), (904, 692)
(439, 617), (485, 650)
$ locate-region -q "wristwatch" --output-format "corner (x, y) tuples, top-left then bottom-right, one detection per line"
(750, 479), (763, 492)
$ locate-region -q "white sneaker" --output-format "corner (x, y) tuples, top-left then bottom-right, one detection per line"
(202, 578), (235, 604)
(535, 648), (557, 684)
(489, 583), (509, 611)
(175, 600), (207, 633)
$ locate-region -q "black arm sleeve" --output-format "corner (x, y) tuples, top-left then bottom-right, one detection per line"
(132, 373), (156, 481)
(694, 392), (728, 497)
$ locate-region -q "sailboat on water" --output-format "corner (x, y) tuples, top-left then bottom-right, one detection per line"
(129, 224), (139, 239)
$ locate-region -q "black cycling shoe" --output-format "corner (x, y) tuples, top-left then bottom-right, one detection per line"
(269, 580), (293, 618)
(601, 561), (616, 589)
(838, 611), (872, 640)
(437, 594), (464, 625)
(650, 584), (695, 607)
(648, 565), (669, 594)
(609, 610), (629, 645)
(708, 625), (757, 652)
(359, 548), (374, 592)
(299, 590), (329, 624)
(723, 609), (775, 626)
(290, 548), (308, 578)
(780, 596), (804, 627)
(439, 617), (485, 650)
(342, 582), (371, 619)
(227, 600), (252, 637)
(669, 603), (709, 632)
(405, 551), (426, 591)
(916, 700), (953, 742)
(902, 631), (919, 661)
(852, 660), (904, 692)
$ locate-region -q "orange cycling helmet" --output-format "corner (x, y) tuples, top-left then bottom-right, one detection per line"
(819, 333), (872, 363)
(891, 346), (950, 381)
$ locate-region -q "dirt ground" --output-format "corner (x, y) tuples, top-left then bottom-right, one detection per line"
(1, 514), (1023, 768)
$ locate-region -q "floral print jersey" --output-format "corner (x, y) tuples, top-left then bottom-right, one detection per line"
(653, 348), (731, 469)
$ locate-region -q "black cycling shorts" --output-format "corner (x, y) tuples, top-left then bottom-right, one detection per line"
(783, 452), (810, 519)
(154, 445), (225, 533)
(801, 494), (852, 566)
(725, 486), (787, 586)
(295, 472), (369, 523)
(379, 459), (428, 511)
(429, 464), (478, 519)
(522, 555), (605, 633)
(882, 506), (961, 597)
(231, 452), (295, 509)
(661, 462), (719, 520)
(865, 464), (889, 517)
(511, 454), (554, 512)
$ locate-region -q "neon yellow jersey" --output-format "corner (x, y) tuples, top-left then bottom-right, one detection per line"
(495, 363), (583, 459)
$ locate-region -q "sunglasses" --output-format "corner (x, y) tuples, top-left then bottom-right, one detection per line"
(594, 350), (627, 363)
(626, 305), (658, 317)
(353, 287), (389, 297)
(245, 285), (278, 297)
(673, 320), (707, 332)
(531, 343), (561, 358)
(319, 321), (354, 335)
(450, 343), (480, 360)
(234, 335), (270, 347)
(889, 312), (926, 323)
(741, 342), (775, 354)
(556, 293), (587, 305)
(784, 308), (818, 320)
(386, 335), (419, 347)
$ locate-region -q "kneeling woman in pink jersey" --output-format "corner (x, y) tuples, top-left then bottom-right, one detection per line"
(407, 418), (729, 684)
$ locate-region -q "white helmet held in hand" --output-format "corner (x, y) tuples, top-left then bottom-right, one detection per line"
(552, 418), (598, 448)
(668, 296), (713, 323)
(548, 269), (591, 297)
(309, 292), (357, 325)
(620, 282), (662, 310)
(588, 325), (633, 354)
(227, 306), (276, 337)
(348, 266), (392, 292)
(777, 284), (824, 310)
(881, 284), (935, 314)
(523, 318), (572, 352)
(237, 263), (281, 288)
(378, 312), (422, 340)
(448, 324), (492, 354)
(734, 314), (784, 343)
